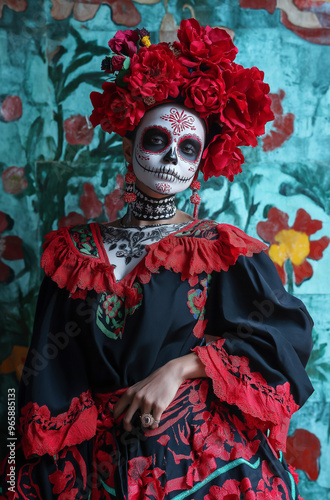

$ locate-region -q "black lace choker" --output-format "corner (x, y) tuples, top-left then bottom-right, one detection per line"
(131, 186), (176, 221)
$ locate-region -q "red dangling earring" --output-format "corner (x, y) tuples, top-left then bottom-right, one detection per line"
(124, 163), (136, 223)
(190, 173), (201, 220)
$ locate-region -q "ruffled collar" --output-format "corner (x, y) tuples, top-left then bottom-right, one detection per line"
(41, 219), (267, 300)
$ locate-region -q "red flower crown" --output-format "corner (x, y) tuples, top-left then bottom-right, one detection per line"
(90, 19), (274, 181)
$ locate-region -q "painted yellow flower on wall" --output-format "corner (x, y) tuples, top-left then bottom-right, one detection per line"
(257, 207), (329, 287)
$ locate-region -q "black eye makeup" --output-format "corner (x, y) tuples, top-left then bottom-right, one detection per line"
(142, 127), (170, 153)
(178, 137), (202, 162)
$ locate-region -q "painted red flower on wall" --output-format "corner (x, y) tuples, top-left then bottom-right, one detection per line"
(104, 174), (125, 222)
(2, 166), (28, 194)
(0, 211), (24, 283)
(0, 1), (27, 19)
(285, 428), (321, 481)
(50, 0), (141, 27)
(262, 90), (295, 152)
(239, 0), (330, 45)
(63, 114), (94, 146)
(58, 177), (124, 228)
(58, 211), (87, 229)
(0, 95), (23, 121)
(257, 207), (329, 286)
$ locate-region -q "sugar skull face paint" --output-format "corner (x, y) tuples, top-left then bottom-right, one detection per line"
(132, 104), (206, 195)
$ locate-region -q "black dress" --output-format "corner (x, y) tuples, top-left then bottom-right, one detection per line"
(0, 219), (314, 500)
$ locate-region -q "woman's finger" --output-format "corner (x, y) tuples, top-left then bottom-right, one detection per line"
(122, 394), (147, 432)
(113, 390), (132, 419)
(149, 403), (163, 429)
(138, 397), (154, 429)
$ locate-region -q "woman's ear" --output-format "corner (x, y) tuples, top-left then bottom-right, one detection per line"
(122, 137), (133, 164)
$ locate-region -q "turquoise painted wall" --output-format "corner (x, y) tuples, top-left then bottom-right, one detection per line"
(0, 1), (329, 498)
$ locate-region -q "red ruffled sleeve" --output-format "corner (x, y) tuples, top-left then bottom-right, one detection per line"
(19, 390), (98, 459)
(41, 224), (112, 300)
(191, 251), (314, 453)
(16, 276), (99, 459)
(192, 339), (298, 452)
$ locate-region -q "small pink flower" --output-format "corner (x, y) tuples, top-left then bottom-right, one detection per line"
(2, 166), (28, 194)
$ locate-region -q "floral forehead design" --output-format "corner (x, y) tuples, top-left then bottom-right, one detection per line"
(90, 19), (274, 182)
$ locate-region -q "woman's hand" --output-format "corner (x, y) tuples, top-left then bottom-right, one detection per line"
(112, 352), (207, 432)
(112, 358), (185, 432)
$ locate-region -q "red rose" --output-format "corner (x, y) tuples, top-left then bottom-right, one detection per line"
(205, 25), (238, 65)
(125, 44), (187, 102)
(112, 55), (125, 71)
(63, 114), (94, 145)
(2, 166), (28, 195)
(90, 82), (145, 137)
(108, 29), (139, 57)
(222, 64), (274, 136)
(174, 18), (237, 69)
(201, 132), (244, 181)
(182, 65), (226, 118)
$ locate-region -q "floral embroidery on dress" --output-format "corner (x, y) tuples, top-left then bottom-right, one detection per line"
(174, 219), (219, 240)
(96, 283), (143, 339)
(100, 222), (189, 265)
(187, 275), (212, 338)
(69, 224), (99, 258)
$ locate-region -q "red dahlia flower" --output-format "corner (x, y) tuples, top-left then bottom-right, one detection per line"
(90, 82), (145, 137)
(257, 207), (329, 286)
(125, 44), (187, 102)
(174, 18), (238, 69)
(200, 132), (244, 181)
(108, 29), (139, 58)
(221, 64), (274, 137)
(182, 65), (227, 118)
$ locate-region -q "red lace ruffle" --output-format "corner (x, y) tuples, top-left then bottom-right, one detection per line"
(41, 226), (114, 300)
(192, 339), (299, 452)
(19, 390), (98, 459)
(41, 221), (266, 299)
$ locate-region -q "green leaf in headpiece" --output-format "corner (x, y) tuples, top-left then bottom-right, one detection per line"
(115, 56), (131, 89)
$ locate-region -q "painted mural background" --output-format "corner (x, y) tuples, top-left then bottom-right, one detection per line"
(0, 0), (329, 498)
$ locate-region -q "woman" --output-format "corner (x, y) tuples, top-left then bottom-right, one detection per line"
(1, 19), (313, 500)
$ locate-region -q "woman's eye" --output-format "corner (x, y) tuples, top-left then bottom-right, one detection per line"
(181, 145), (194, 154)
(151, 136), (165, 145)
(179, 139), (200, 160)
(142, 129), (169, 151)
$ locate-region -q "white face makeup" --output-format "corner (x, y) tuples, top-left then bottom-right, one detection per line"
(132, 104), (206, 195)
